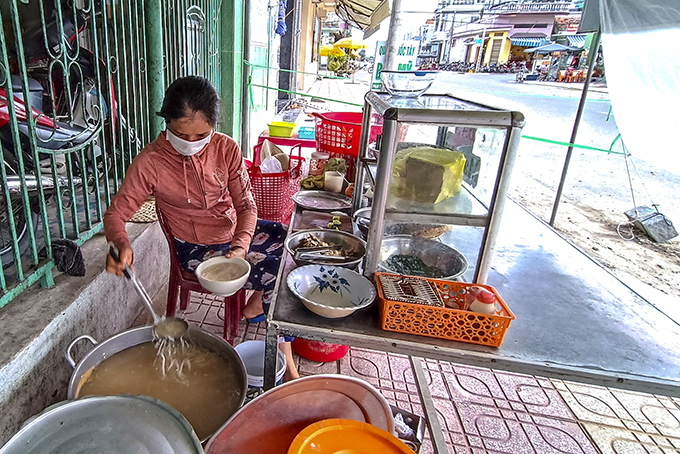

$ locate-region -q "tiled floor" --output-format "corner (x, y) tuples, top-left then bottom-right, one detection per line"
(174, 292), (680, 454)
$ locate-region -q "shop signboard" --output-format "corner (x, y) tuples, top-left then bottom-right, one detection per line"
(371, 40), (419, 90)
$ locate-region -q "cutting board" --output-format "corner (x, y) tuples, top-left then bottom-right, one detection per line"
(293, 210), (353, 233)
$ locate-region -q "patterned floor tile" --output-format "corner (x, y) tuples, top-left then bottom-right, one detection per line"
(166, 291), (680, 454)
(582, 422), (680, 454)
(556, 381), (680, 436)
(447, 399), (598, 454)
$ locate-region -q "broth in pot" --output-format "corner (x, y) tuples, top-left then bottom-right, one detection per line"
(77, 341), (243, 441)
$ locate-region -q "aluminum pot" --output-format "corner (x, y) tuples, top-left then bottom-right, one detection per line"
(0, 395), (204, 454)
(65, 325), (247, 441)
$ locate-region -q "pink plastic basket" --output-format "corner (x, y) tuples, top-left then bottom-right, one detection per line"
(246, 144), (304, 224)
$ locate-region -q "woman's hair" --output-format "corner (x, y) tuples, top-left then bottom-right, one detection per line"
(157, 76), (221, 126)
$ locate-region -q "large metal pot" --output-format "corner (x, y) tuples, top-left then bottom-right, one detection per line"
(66, 326), (247, 442)
(0, 395), (204, 454)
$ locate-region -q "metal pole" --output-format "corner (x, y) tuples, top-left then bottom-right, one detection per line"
(549, 29), (601, 226)
(145, 0), (165, 139)
(475, 24), (486, 72)
(241, 0), (251, 157)
(383, 0), (403, 71)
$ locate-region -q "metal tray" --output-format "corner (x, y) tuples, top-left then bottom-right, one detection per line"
(293, 190), (352, 212)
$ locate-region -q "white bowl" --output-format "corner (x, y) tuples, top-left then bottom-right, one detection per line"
(287, 265), (376, 318)
(195, 256), (251, 297)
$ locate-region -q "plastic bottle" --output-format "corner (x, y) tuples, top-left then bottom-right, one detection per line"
(467, 287), (496, 315)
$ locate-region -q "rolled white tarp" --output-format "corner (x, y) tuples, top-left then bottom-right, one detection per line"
(599, 0), (680, 175)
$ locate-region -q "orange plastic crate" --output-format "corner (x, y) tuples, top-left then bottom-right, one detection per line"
(375, 273), (516, 348)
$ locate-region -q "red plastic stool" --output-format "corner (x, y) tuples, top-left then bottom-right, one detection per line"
(156, 206), (247, 344)
(292, 338), (349, 362)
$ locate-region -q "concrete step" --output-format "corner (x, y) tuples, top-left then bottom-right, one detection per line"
(0, 222), (169, 444)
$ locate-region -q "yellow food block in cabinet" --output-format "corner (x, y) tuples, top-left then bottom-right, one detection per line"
(391, 146), (466, 204)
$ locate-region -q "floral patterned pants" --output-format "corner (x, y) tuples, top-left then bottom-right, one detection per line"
(174, 219), (286, 304)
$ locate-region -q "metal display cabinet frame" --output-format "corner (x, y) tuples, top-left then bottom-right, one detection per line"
(352, 92), (525, 283)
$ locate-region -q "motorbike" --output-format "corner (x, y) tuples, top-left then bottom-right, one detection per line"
(0, 1), (114, 267)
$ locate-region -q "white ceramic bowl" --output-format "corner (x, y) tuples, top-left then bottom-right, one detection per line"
(195, 256), (251, 297)
(287, 265), (376, 318)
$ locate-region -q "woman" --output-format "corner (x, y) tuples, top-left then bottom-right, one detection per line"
(104, 75), (298, 381)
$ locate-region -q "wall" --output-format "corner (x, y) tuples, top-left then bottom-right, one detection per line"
(0, 223), (169, 444)
(298, 0), (319, 92)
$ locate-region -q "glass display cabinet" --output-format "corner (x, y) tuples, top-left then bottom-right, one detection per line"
(352, 92), (525, 283)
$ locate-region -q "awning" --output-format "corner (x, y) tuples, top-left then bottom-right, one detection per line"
(334, 0), (390, 38)
(566, 34), (587, 47)
(510, 37), (549, 47)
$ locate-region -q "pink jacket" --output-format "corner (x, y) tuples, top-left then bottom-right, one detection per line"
(104, 131), (257, 252)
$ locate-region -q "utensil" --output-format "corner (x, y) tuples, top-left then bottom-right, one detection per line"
(0, 395), (204, 454)
(205, 375), (394, 454)
(292, 190), (352, 212)
(285, 229), (366, 269)
(288, 419), (413, 454)
(65, 325), (248, 443)
(378, 235), (468, 281)
(195, 256), (251, 297)
(287, 265), (376, 318)
(108, 244), (188, 340)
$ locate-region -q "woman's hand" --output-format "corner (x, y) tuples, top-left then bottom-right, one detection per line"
(225, 246), (247, 260)
(106, 245), (134, 276)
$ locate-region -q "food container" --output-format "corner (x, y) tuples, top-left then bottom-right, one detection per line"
(66, 325), (248, 442)
(287, 265), (376, 318)
(234, 340), (286, 388)
(288, 419), (412, 454)
(379, 235), (468, 281)
(352, 207), (450, 240)
(267, 121), (296, 138)
(298, 126), (315, 140)
(309, 152), (329, 176)
(375, 273), (516, 347)
(0, 395), (204, 454)
(195, 256), (251, 296)
(285, 229), (366, 268)
(380, 70), (438, 98)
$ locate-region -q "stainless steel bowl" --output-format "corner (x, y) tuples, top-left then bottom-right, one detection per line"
(353, 207), (450, 240)
(285, 229), (366, 268)
(378, 235), (468, 280)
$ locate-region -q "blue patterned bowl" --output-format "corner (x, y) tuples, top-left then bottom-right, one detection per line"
(286, 265), (376, 318)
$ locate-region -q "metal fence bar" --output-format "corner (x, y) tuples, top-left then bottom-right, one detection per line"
(1, 0), (221, 307)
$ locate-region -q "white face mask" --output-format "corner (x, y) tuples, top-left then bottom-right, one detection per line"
(166, 128), (213, 156)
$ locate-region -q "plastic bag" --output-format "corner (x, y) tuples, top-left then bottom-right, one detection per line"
(260, 156), (283, 174)
(260, 139), (289, 170)
(391, 146), (466, 204)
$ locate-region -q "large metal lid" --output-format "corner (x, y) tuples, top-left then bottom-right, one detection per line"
(205, 374), (393, 454)
(0, 395), (204, 454)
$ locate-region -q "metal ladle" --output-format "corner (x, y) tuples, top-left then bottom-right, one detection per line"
(109, 245), (188, 340)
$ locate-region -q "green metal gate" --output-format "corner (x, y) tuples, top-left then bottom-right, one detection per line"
(0, 0), (228, 308)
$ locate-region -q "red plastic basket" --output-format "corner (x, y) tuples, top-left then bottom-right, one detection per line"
(246, 144), (304, 224)
(313, 112), (363, 178)
(369, 112), (409, 144)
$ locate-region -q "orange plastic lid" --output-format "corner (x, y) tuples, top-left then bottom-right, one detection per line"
(287, 418), (413, 454)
